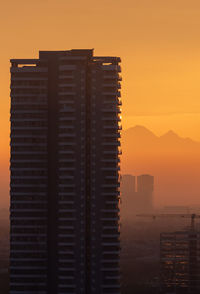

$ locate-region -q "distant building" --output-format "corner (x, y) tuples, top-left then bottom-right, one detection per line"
(121, 174), (154, 220)
(121, 174), (136, 195)
(121, 175), (136, 221)
(137, 174), (154, 212)
(160, 230), (200, 294)
(10, 49), (122, 294)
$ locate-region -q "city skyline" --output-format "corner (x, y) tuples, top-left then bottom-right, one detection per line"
(0, 124), (200, 208)
(0, 1), (200, 293)
(1, 0), (200, 208)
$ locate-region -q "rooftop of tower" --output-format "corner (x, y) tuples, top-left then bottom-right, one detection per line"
(10, 49), (121, 66)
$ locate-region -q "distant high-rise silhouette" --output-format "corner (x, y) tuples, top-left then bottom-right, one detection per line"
(137, 174), (154, 211)
(121, 174), (154, 218)
(10, 49), (122, 294)
(121, 175), (136, 220)
(121, 175), (136, 195)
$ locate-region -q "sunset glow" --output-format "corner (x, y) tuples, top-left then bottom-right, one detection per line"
(1, 0), (200, 207)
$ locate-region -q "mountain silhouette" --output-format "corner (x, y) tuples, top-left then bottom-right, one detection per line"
(125, 125), (157, 140)
(121, 125), (200, 206)
(160, 130), (180, 141)
(122, 125), (199, 152)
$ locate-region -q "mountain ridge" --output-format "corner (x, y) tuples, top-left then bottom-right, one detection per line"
(123, 125), (199, 144)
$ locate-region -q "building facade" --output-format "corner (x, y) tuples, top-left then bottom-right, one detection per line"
(160, 231), (200, 294)
(121, 174), (154, 217)
(137, 174), (154, 212)
(10, 50), (122, 294)
(121, 175), (135, 221)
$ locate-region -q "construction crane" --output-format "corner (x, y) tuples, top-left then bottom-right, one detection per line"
(136, 213), (200, 231)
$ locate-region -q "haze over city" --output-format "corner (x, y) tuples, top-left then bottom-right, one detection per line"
(1, 0), (200, 209)
(121, 125), (200, 206)
(0, 1), (200, 293)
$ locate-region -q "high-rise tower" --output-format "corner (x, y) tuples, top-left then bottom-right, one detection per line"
(137, 174), (154, 211)
(10, 49), (122, 294)
(121, 175), (135, 221)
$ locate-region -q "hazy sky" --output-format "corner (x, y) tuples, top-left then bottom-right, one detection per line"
(1, 0), (200, 206)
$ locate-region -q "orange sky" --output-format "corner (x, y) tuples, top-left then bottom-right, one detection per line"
(1, 0), (200, 206)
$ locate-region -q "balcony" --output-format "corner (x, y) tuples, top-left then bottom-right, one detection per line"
(59, 151), (74, 155)
(103, 133), (121, 138)
(11, 85), (47, 90)
(59, 65), (76, 71)
(102, 116), (121, 122)
(58, 74), (74, 79)
(101, 217), (119, 221)
(102, 142), (121, 146)
(58, 133), (75, 137)
(102, 65), (121, 72)
(102, 207), (119, 212)
(11, 67), (47, 73)
(103, 151), (117, 154)
(58, 91), (76, 96)
(11, 76), (47, 81)
(59, 117), (76, 121)
(58, 83), (75, 87)
(103, 91), (120, 96)
(59, 176), (74, 180)
(58, 99), (74, 104)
